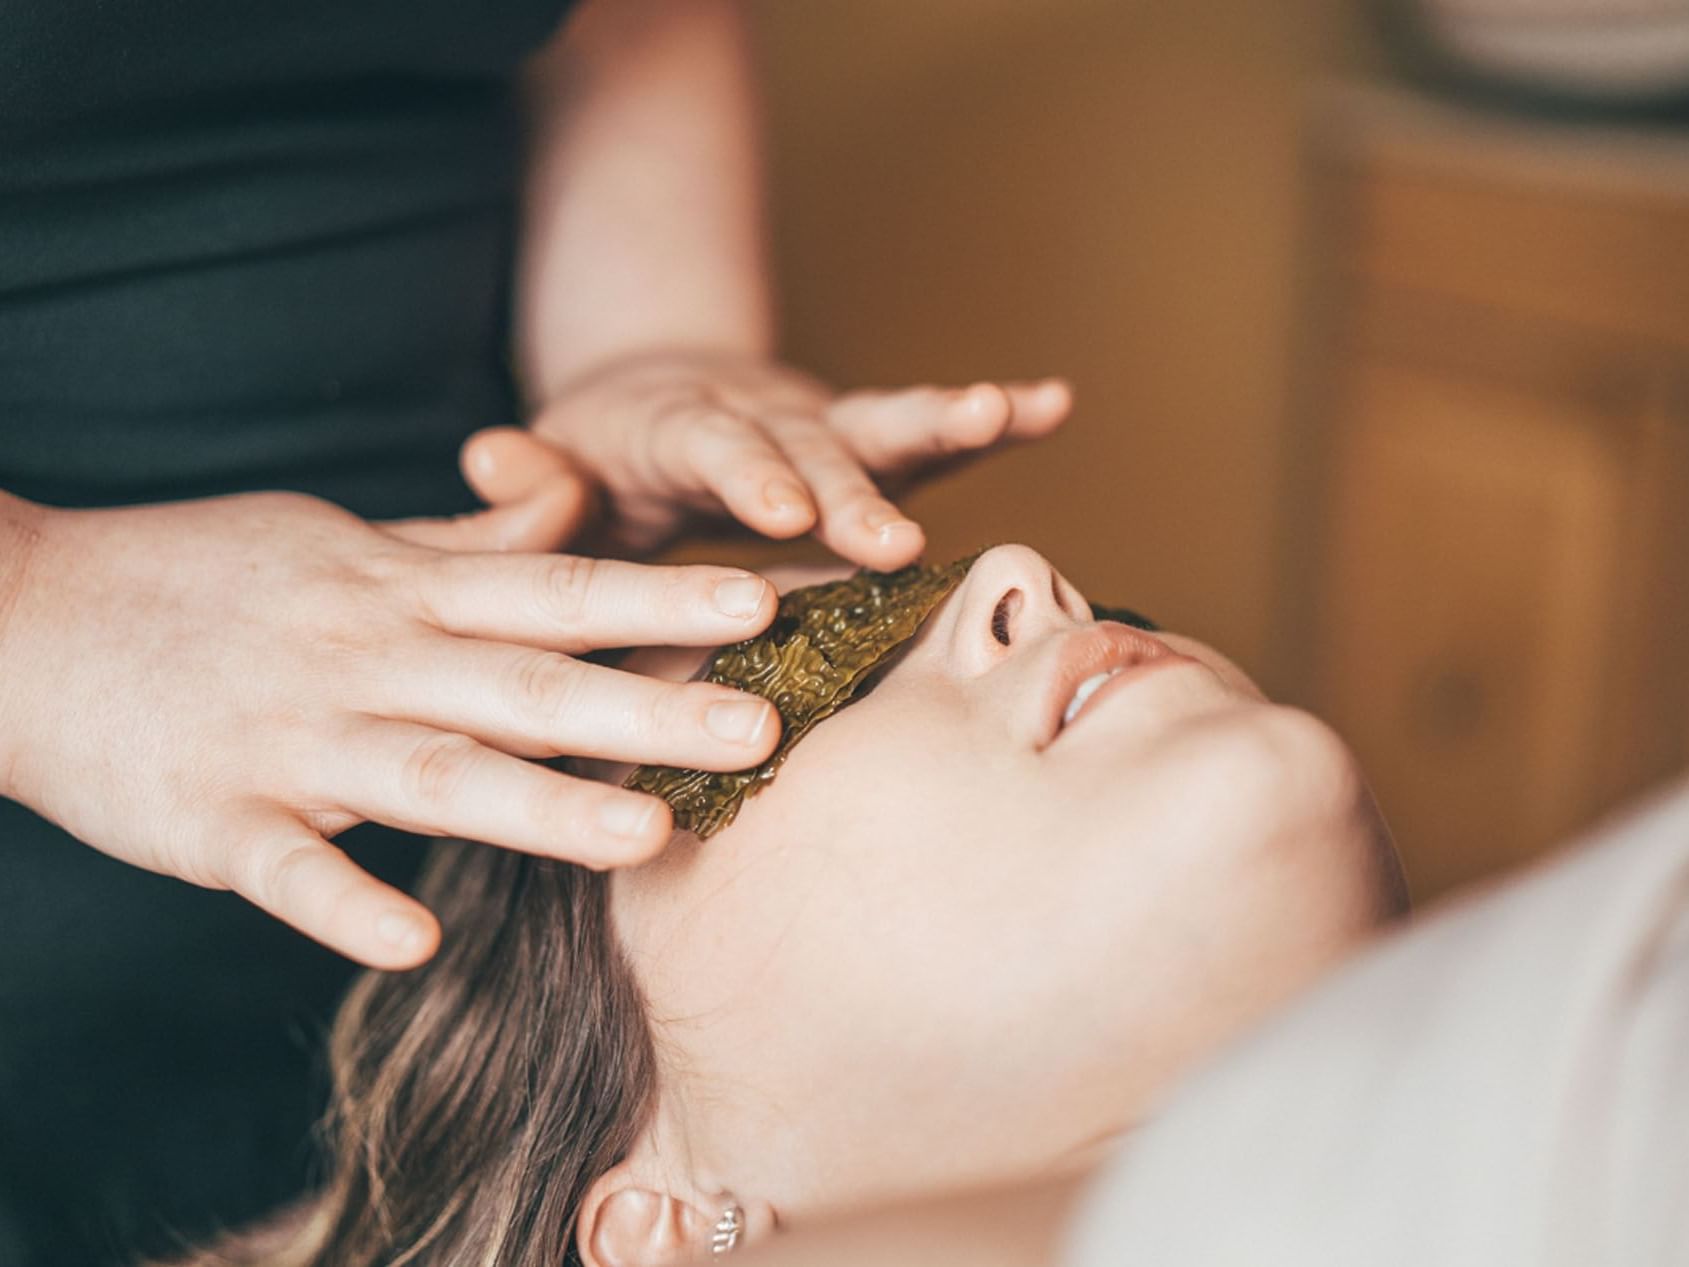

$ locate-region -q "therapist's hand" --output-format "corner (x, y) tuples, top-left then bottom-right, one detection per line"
(507, 347), (1072, 568)
(0, 488), (780, 969)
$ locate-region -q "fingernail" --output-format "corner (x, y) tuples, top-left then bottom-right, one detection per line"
(706, 697), (774, 746)
(880, 518), (921, 542)
(864, 504), (920, 539)
(765, 479), (810, 513)
(863, 503), (903, 531)
(599, 797), (658, 840)
(377, 911), (427, 955)
(714, 574), (769, 619)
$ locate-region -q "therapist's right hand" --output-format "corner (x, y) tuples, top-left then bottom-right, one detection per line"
(0, 487), (780, 969)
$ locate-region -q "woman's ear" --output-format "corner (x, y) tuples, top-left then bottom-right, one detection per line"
(576, 1163), (776, 1266)
(576, 1162), (706, 1267)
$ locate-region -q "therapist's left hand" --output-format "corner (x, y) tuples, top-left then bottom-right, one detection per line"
(482, 348), (1072, 569)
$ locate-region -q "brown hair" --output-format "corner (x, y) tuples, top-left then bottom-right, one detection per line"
(172, 842), (660, 1267)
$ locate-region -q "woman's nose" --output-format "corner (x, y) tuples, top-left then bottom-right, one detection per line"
(947, 544), (1081, 676)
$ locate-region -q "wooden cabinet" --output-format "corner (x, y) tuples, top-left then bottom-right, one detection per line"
(1291, 89), (1689, 899)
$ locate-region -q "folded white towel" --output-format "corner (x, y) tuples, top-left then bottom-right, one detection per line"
(1066, 776), (1689, 1267)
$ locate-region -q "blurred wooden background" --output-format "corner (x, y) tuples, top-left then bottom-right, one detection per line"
(729, 0), (1382, 684)
(1293, 89), (1689, 897)
(670, 1), (1689, 901)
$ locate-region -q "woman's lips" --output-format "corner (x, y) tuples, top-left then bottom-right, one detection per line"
(1038, 623), (1179, 749)
(1056, 653), (1198, 740)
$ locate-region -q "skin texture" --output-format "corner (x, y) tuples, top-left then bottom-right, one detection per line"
(574, 545), (1405, 1264)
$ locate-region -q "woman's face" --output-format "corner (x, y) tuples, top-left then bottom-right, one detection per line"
(610, 545), (1403, 1219)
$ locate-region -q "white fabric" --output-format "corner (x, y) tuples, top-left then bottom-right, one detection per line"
(1065, 779), (1689, 1267)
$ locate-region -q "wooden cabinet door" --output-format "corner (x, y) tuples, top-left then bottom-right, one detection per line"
(1315, 361), (1628, 897)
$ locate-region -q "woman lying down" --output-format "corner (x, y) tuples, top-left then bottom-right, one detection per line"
(168, 544), (1407, 1267)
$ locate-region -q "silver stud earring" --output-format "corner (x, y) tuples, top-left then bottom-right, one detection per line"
(710, 1202), (745, 1256)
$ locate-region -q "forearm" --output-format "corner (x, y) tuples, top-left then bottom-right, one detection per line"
(514, 0), (773, 405)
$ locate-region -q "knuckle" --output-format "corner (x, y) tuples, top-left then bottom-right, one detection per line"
(171, 842), (232, 893)
(804, 443), (866, 489)
(618, 563), (695, 627)
(651, 682), (703, 740)
(948, 385), (1013, 448)
(263, 843), (317, 903)
(506, 651), (581, 724)
(600, 681), (667, 751)
(691, 401), (750, 436)
(358, 541), (418, 593)
(669, 565), (712, 614)
(536, 554), (597, 628)
(399, 732), (481, 808)
(682, 407), (758, 459)
(522, 777), (585, 844)
(242, 839), (317, 912)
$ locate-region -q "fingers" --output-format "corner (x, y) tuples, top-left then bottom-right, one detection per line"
(827, 382), (1011, 469)
(221, 809), (441, 969)
(379, 637), (781, 768)
(388, 427), (596, 552)
(411, 554), (777, 652)
(321, 719), (679, 869)
(828, 378), (1073, 474)
(460, 426), (581, 505)
(1007, 377), (1074, 438)
(769, 420), (926, 569)
(652, 400), (817, 538)
(383, 478), (593, 554)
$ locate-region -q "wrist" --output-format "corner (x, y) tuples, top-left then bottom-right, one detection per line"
(0, 490), (47, 635)
(0, 492), (50, 801)
(527, 340), (775, 414)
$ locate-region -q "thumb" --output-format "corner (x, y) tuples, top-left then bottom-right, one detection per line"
(385, 427), (599, 553)
(383, 476), (594, 553)
(461, 425), (582, 506)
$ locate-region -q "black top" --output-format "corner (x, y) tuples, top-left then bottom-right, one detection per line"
(0, 4), (575, 1262)
(0, 0), (574, 515)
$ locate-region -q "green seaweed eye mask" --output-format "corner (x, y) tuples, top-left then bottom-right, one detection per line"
(626, 552), (1160, 838)
(626, 553), (982, 837)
